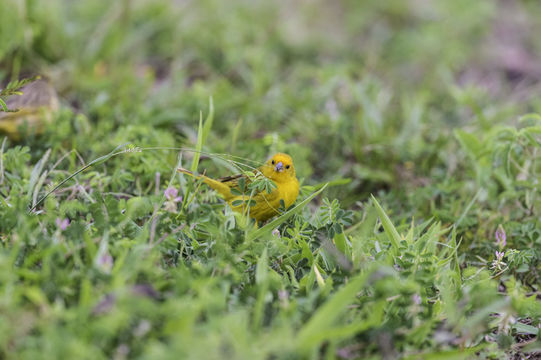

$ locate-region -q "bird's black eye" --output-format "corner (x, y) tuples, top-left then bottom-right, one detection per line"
(285, 165), (290, 169)
(271, 160), (275, 165)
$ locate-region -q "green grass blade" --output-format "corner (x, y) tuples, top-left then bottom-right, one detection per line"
(190, 112), (204, 173)
(514, 322), (539, 336)
(0, 136), (6, 185)
(303, 301), (384, 343)
(202, 96), (214, 145)
(230, 117), (243, 152)
(0, 97), (8, 112)
(190, 97), (214, 173)
(403, 344), (488, 360)
(371, 195), (400, 252)
(454, 188), (480, 230)
(253, 247), (268, 328)
(296, 269), (371, 351)
(29, 143), (130, 212)
(245, 183), (328, 242)
(27, 149), (51, 201)
(301, 178), (351, 193)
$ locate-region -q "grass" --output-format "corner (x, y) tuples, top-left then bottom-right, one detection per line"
(1, 0), (541, 359)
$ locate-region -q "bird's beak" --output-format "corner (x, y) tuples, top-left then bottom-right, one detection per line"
(274, 161), (284, 172)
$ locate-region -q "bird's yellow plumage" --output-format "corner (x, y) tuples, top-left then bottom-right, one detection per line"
(178, 153), (300, 222)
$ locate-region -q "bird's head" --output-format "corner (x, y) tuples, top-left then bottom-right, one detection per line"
(262, 153), (296, 182)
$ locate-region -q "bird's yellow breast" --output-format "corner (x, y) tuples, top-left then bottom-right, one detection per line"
(227, 178), (299, 222)
(276, 177), (300, 209)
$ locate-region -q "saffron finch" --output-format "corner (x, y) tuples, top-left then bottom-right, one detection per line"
(178, 153), (300, 222)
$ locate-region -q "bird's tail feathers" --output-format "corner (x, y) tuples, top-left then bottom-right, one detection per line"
(177, 167), (231, 198)
(177, 167), (195, 177)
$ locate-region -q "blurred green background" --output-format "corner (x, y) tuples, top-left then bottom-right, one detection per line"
(3, 0), (541, 203)
(1, 0), (541, 359)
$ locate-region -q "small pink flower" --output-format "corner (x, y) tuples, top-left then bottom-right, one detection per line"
(495, 225), (506, 248)
(96, 250), (114, 274)
(55, 218), (70, 231)
(164, 187), (182, 202)
(164, 187), (182, 213)
(491, 250), (507, 272)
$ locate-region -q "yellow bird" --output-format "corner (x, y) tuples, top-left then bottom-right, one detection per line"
(178, 153), (300, 222)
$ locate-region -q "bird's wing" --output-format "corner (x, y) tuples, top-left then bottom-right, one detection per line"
(228, 184), (282, 222)
(217, 173), (253, 188)
(218, 173), (245, 184)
